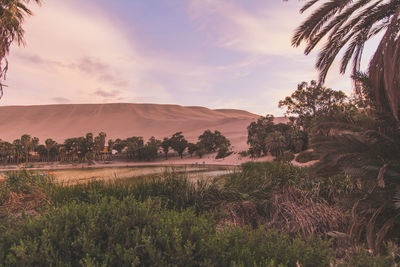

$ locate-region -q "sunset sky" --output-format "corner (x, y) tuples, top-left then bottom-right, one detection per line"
(1, 0), (359, 116)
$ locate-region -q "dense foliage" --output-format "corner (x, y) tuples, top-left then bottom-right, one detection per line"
(247, 115), (307, 157)
(0, 164), (399, 265)
(278, 81), (347, 132)
(0, 191), (333, 267)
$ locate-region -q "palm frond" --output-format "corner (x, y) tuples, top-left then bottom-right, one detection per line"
(0, 0), (41, 98)
(293, 0), (400, 119)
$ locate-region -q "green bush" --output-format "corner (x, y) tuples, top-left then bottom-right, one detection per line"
(215, 147), (233, 159)
(341, 245), (400, 267)
(295, 151), (319, 163)
(0, 197), (333, 266)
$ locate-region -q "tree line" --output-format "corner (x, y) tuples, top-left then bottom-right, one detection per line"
(246, 80), (356, 161)
(0, 130), (231, 164)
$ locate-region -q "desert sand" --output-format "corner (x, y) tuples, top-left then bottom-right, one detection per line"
(0, 103), (287, 151)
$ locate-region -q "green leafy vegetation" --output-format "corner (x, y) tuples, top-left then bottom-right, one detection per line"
(2, 0), (400, 265)
(278, 81), (348, 133)
(0, 197), (333, 266)
(0, 163), (399, 265)
(247, 115), (307, 158)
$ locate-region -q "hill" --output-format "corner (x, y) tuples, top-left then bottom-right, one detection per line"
(0, 103), (281, 151)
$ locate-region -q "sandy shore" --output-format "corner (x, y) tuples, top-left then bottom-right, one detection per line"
(0, 152), (275, 172)
(0, 150), (318, 174)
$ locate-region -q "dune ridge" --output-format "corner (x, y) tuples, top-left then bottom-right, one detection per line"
(0, 103), (276, 150)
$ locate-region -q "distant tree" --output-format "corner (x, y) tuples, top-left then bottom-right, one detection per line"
(198, 130), (230, 153)
(195, 144), (207, 159)
(198, 130), (214, 153)
(85, 133), (93, 143)
(125, 136), (144, 160)
(247, 115), (275, 157)
(64, 138), (80, 160)
(136, 144), (158, 161)
(107, 139), (115, 153)
(12, 139), (23, 164)
(214, 130), (231, 149)
(278, 81), (347, 132)
(45, 138), (57, 161)
(169, 132), (188, 159)
(94, 132), (107, 159)
(0, 140), (12, 163)
(147, 136), (161, 150)
(161, 138), (170, 160)
(79, 137), (94, 162)
(187, 143), (198, 157)
(36, 144), (47, 160)
(134, 137), (161, 161)
(247, 115), (307, 157)
(113, 138), (126, 154)
(49, 145), (59, 161)
(20, 134), (32, 162)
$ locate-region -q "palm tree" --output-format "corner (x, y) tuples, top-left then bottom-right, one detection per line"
(312, 109), (400, 252)
(161, 138), (170, 159)
(12, 139), (23, 164)
(265, 131), (286, 157)
(20, 134), (31, 162)
(0, 0), (41, 98)
(292, 0), (400, 119)
(0, 139), (8, 163)
(45, 138), (57, 161)
(94, 132), (106, 160)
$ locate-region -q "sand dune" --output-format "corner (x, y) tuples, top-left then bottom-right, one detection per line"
(0, 103), (284, 151)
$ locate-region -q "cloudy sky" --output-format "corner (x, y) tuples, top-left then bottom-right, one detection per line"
(1, 0), (357, 115)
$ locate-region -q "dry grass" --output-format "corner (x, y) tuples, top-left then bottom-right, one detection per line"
(267, 187), (347, 238)
(1, 190), (51, 216)
(225, 201), (261, 227)
(218, 186), (348, 241)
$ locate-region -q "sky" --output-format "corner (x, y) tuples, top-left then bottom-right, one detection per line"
(1, 0), (358, 116)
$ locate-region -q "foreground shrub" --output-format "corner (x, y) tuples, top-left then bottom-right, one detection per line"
(341, 244), (400, 267)
(0, 197), (333, 266)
